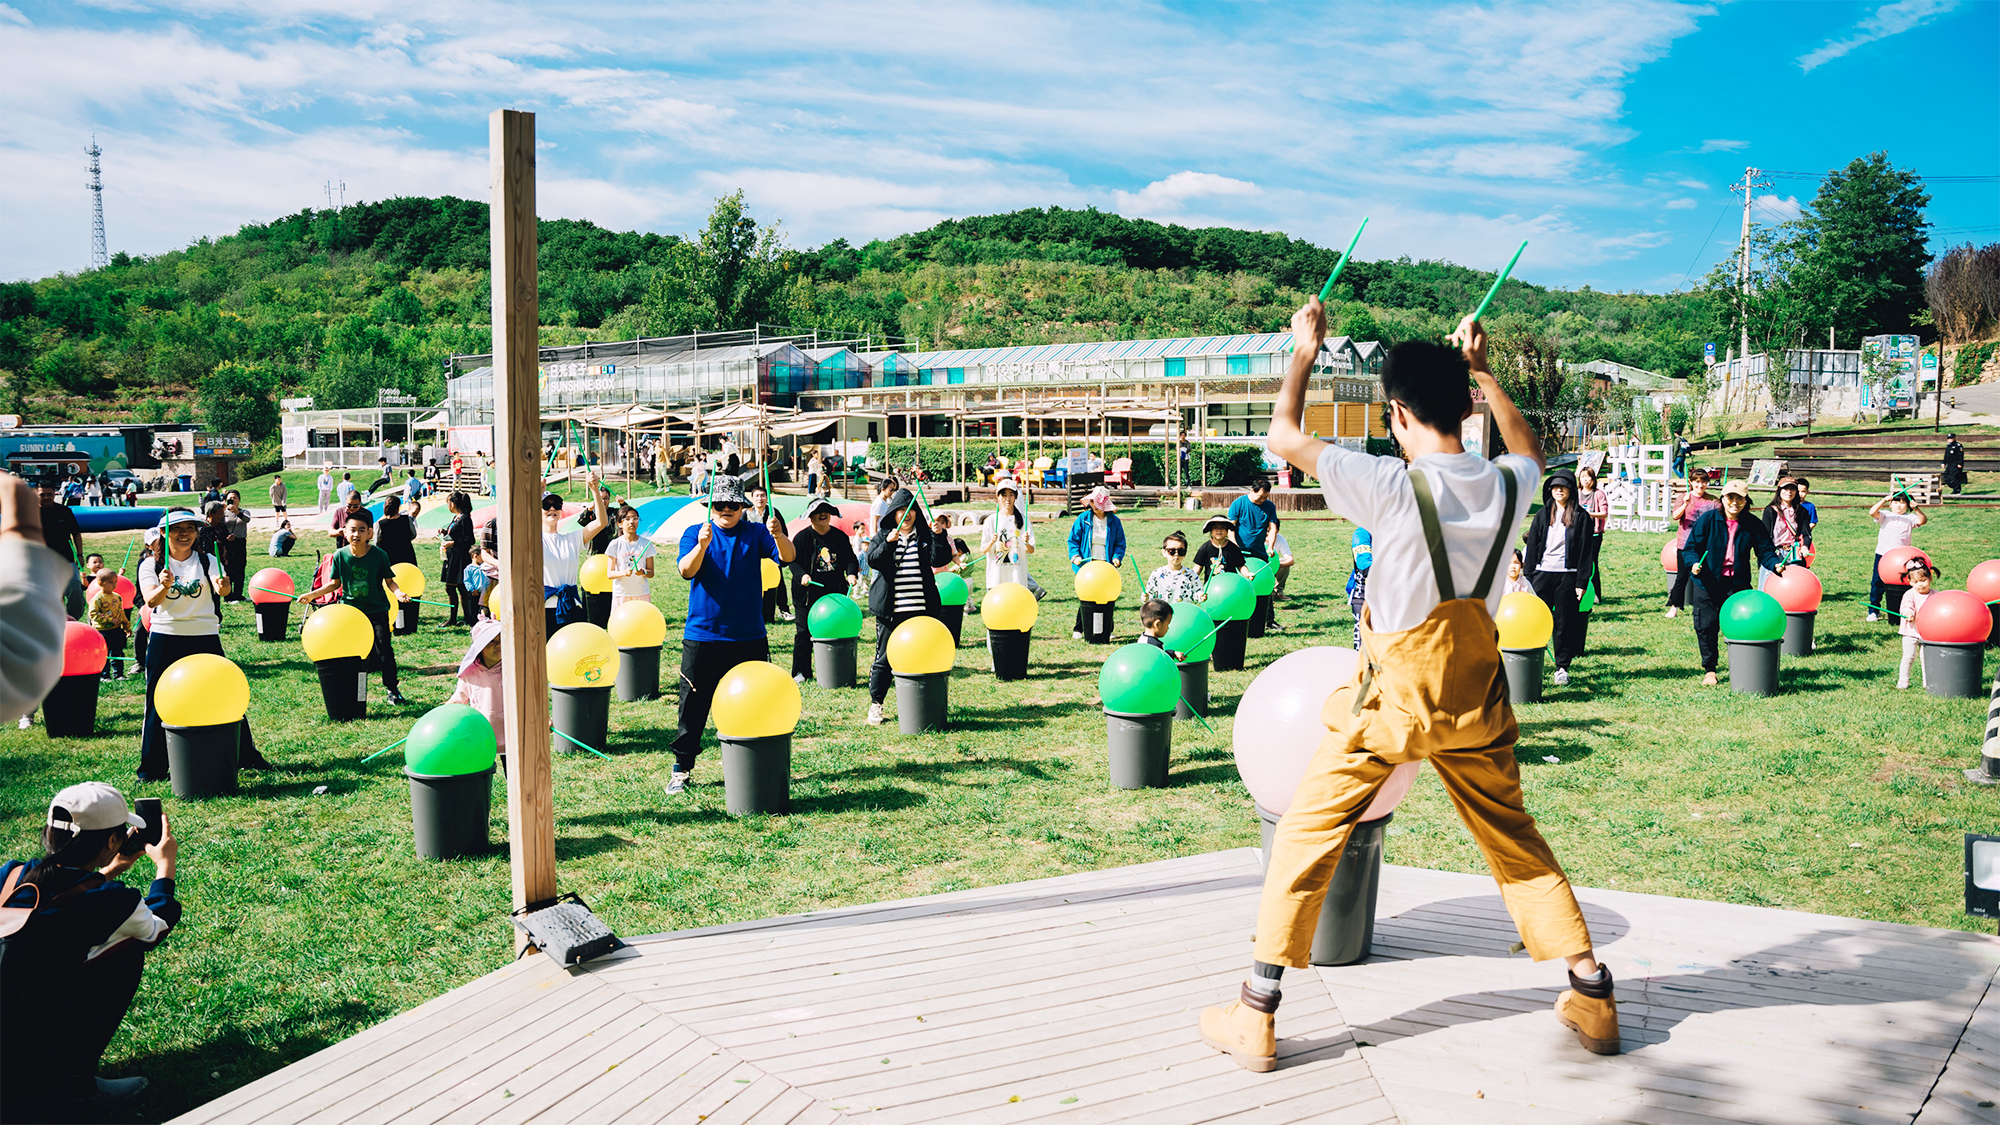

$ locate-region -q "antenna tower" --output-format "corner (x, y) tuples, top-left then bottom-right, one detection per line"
(86, 135), (107, 270)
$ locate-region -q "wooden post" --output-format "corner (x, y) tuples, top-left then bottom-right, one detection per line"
(490, 108), (557, 936)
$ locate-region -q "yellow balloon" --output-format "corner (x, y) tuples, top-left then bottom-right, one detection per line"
(579, 554), (612, 595)
(301, 603), (374, 661)
(1074, 560), (1121, 603)
(1495, 591), (1554, 650)
(887, 615), (955, 674)
(761, 557), (780, 591)
(606, 601), (667, 648)
(156, 653), (249, 726)
(548, 622), (620, 688)
(389, 561), (425, 599)
(711, 660), (801, 737)
(980, 581), (1039, 631)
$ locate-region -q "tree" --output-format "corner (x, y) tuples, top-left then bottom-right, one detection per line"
(1787, 153), (1932, 345)
(1487, 326), (1591, 449)
(1924, 243), (2000, 344)
(637, 192), (790, 335)
(198, 362), (279, 439)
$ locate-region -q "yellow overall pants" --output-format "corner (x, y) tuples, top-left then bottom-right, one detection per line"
(1255, 472), (1592, 967)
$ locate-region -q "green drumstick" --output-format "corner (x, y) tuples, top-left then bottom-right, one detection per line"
(1470, 241), (1528, 325)
(1317, 217), (1369, 301)
(551, 726), (613, 760)
(362, 736), (409, 763)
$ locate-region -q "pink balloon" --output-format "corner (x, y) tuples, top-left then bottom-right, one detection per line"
(1660, 539), (1677, 572)
(1968, 560), (2000, 606)
(1764, 565), (1823, 613)
(1233, 645), (1419, 821)
(1915, 589), (1990, 644)
(114, 575), (137, 610)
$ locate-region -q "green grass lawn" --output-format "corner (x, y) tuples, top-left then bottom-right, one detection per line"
(5, 495), (1997, 1122)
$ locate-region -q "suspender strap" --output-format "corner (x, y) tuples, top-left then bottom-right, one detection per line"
(1409, 470), (1455, 602)
(1470, 467), (1519, 601)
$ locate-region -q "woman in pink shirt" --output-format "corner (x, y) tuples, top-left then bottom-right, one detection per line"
(1664, 474), (1717, 619)
(1576, 467), (1609, 602)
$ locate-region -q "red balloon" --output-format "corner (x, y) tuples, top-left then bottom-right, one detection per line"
(249, 567), (296, 605)
(139, 605), (152, 631)
(63, 621), (108, 676)
(114, 575), (136, 610)
(1878, 547), (1931, 586)
(1968, 560), (2000, 606)
(1660, 539), (1677, 572)
(1915, 589), (1991, 644)
(1765, 565), (1823, 613)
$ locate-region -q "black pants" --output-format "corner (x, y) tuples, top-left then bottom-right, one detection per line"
(1529, 570), (1588, 670)
(671, 636), (770, 773)
(1690, 578), (1723, 672)
(442, 580), (467, 625)
(869, 611), (927, 705)
(98, 629), (127, 679)
(763, 581), (791, 623)
(3, 938), (145, 1113)
(140, 631), (266, 779)
(364, 610), (400, 693)
(1586, 532), (1606, 600)
(792, 583), (832, 677)
(1668, 562), (1693, 608)
(224, 540), (248, 602)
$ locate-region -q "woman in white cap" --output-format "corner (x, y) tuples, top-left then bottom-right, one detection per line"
(979, 478), (1036, 595)
(0, 782), (180, 1117)
(136, 509), (268, 781)
(1065, 485), (1127, 639)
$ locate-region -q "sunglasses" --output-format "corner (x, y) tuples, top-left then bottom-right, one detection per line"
(711, 503), (745, 514)
(1164, 547), (1186, 555)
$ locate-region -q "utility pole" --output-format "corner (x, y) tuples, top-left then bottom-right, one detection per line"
(86, 135), (106, 270)
(1729, 166), (1770, 420)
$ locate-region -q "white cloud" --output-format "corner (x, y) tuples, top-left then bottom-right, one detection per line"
(1752, 194), (1803, 222)
(0, 5), (31, 27)
(1676, 179), (1708, 190)
(1697, 139), (1748, 153)
(1665, 197), (1698, 209)
(1799, 0), (1959, 71)
(1111, 172), (1260, 216)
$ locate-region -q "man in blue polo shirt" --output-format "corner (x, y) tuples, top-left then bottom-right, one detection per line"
(668, 476), (795, 794)
(1229, 479), (1279, 630)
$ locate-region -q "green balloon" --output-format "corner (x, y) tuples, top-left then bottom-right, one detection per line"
(404, 703), (497, 776)
(936, 572), (969, 607)
(1098, 642), (1181, 715)
(1720, 589), (1786, 642)
(1206, 573), (1255, 621)
(1249, 558), (1278, 595)
(807, 593), (864, 639)
(1163, 602), (1217, 663)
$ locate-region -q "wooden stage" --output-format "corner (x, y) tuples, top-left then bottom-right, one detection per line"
(170, 849), (2000, 1124)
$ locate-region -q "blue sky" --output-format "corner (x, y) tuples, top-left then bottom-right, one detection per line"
(2, 0), (1994, 292)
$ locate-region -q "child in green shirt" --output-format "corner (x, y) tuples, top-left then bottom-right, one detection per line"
(299, 509), (411, 706)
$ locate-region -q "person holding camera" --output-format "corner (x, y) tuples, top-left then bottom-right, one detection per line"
(1, 783), (180, 1119)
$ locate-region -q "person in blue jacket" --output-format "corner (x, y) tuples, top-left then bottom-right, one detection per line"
(1066, 486), (1127, 639)
(1680, 478), (1785, 686)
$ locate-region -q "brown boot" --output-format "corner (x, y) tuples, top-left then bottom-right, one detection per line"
(1554, 964), (1621, 1055)
(1199, 983), (1278, 1072)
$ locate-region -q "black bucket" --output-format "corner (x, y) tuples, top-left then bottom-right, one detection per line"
(1104, 710), (1172, 789)
(1081, 601), (1116, 645)
(164, 722), (239, 798)
(407, 766), (494, 860)
(552, 685), (611, 754)
(41, 674), (101, 738)
(1257, 804), (1389, 966)
(584, 590), (612, 630)
(720, 733), (792, 815)
(1781, 611), (1815, 657)
(1922, 641), (1985, 699)
(1986, 605), (2000, 647)
(987, 629), (1031, 681)
(255, 600), (289, 642)
(1247, 594), (1271, 639)
(894, 671), (949, 734)
(315, 656), (368, 722)
(1501, 648), (1543, 705)
(938, 604), (965, 646)
(617, 646), (661, 702)
(1725, 638), (1781, 696)
(393, 599), (420, 636)
(1212, 619), (1248, 672)
(1175, 660), (1209, 721)
(814, 637), (858, 689)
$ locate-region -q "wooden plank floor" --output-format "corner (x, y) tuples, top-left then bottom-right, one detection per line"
(171, 850), (1999, 1125)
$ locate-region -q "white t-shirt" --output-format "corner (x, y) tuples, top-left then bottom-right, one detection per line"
(1874, 511), (1919, 555)
(1538, 516), (1573, 572)
(1314, 446), (1540, 634)
(336, 480), (356, 502)
(606, 536), (656, 597)
(542, 528), (584, 606)
(981, 510), (1035, 589)
(138, 552), (220, 636)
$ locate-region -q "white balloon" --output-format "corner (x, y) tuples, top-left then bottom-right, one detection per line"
(1233, 645), (1420, 820)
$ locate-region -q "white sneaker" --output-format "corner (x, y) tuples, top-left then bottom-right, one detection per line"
(664, 771), (689, 795)
(1663, 607), (1678, 619)
(866, 703), (885, 725)
(1073, 630), (1085, 640)
(1866, 612), (1880, 622)
(1552, 667), (1570, 687)
(794, 673), (808, 683)
(16, 715), (29, 730)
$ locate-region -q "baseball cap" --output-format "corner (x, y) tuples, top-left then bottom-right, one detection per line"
(47, 782), (146, 835)
(159, 509), (204, 530)
(1719, 480), (1750, 500)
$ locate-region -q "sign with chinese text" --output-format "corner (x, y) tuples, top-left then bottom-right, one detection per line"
(191, 432), (251, 457)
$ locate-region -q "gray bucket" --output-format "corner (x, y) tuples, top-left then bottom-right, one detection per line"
(552, 685), (611, 754)
(720, 733), (793, 815)
(1104, 710), (1172, 789)
(1922, 641), (1985, 699)
(1501, 648), (1543, 705)
(408, 766), (493, 859)
(1176, 660), (1209, 721)
(394, 599), (420, 636)
(894, 671), (949, 734)
(814, 637), (858, 689)
(165, 722), (239, 799)
(617, 646), (660, 702)
(1256, 803), (1389, 966)
(315, 656), (367, 721)
(1725, 638), (1781, 696)
(1212, 619), (1248, 672)
(987, 629), (1031, 680)
(1782, 611), (1815, 657)
(1082, 601), (1116, 644)
(255, 600), (289, 641)
(42, 674), (100, 738)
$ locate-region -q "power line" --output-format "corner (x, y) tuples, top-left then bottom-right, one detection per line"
(1760, 169), (1997, 183)
(1678, 201), (1735, 289)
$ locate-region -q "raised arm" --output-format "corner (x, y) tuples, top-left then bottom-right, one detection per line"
(1268, 300), (1333, 476)
(1452, 315), (1543, 473)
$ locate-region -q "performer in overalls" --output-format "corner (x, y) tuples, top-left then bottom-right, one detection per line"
(1199, 299), (1620, 1069)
